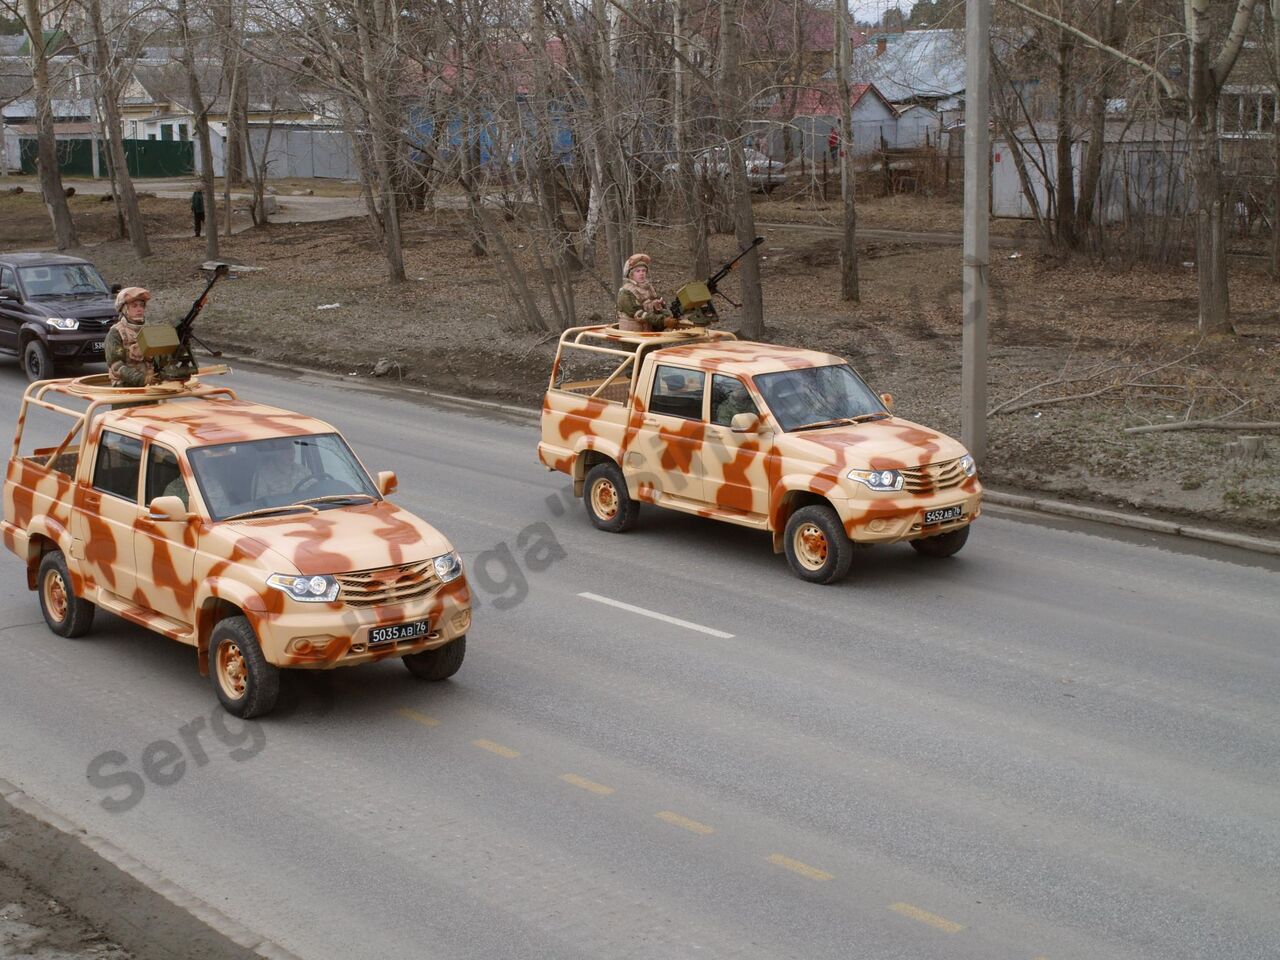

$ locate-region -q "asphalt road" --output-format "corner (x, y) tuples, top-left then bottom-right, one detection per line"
(0, 359), (1277, 960)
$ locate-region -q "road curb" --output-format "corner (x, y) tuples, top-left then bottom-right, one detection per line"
(982, 491), (1280, 556)
(215, 353), (1280, 558)
(0, 779), (304, 960)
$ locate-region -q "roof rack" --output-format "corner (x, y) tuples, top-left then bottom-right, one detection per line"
(549, 325), (737, 401)
(11, 366), (236, 465)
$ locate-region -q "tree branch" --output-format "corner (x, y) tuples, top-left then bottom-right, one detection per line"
(999, 0), (1182, 99)
(1211, 0), (1263, 84)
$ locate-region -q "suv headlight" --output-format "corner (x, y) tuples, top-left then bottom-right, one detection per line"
(847, 468), (904, 492)
(959, 454), (977, 477)
(267, 573), (340, 602)
(46, 317), (79, 330)
(433, 551), (463, 583)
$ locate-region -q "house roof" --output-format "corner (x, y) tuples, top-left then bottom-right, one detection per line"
(776, 81), (895, 118)
(131, 60), (314, 116)
(859, 29), (967, 102)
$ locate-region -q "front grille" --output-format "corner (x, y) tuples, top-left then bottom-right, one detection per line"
(900, 458), (967, 495)
(335, 559), (440, 608)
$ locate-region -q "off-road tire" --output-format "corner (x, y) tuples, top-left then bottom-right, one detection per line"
(910, 524), (970, 558)
(584, 462), (639, 533)
(784, 505), (854, 584)
(403, 636), (466, 681)
(37, 550), (95, 637)
(210, 616), (280, 719)
(23, 340), (53, 383)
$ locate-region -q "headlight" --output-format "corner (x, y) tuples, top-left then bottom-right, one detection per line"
(266, 573), (340, 602)
(46, 317), (79, 330)
(959, 454), (977, 477)
(847, 468), (904, 492)
(433, 551), (463, 583)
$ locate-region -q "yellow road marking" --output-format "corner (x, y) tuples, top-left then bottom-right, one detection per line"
(766, 854), (833, 881)
(472, 739), (520, 758)
(888, 902), (965, 933)
(559, 773), (616, 795)
(655, 811), (715, 835)
(396, 708), (440, 727)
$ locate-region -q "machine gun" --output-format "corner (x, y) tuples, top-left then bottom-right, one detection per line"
(669, 236), (763, 324)
(136, 264), (229, 382)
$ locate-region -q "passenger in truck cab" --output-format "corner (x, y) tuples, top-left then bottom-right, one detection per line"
(251, 440), (309, 501)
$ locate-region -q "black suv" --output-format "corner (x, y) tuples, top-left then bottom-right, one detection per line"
(0, 253), (117, 381)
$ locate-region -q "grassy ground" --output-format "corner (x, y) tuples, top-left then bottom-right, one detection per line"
(4, 188), (1277, 532)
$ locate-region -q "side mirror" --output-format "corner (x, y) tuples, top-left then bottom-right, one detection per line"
(730, 412), (761, 433)
(880, 393), (894, 411)
(377, 470), (398, 496)
(110, 283), (122, 295)
(147, 495), (189, 521)
(0, 286), (19, 302)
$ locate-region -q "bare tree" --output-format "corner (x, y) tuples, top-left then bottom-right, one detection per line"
(833, 0), (859, 301)
(82, 0), (150, 258)
(21, 0), (78, 248)
(175, 0), (219, 259)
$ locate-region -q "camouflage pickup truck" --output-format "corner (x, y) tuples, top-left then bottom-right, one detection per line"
(2, 370), (471, 717)
(538, 325), (982, 583)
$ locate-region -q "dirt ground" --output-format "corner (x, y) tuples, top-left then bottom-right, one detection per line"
(0, 866), (130, 960)
(3, 189), (1277, 534)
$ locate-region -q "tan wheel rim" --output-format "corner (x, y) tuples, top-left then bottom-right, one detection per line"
(216, 641), (248, 700)
(591, 478), (619, 520)
(43, 569), (68, 622)
(794, 523), (829, 571)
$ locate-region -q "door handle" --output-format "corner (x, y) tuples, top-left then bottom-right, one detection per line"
(642, 416), (659, 426)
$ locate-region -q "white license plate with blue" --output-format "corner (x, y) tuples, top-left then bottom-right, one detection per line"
(369, 619), (431, 645)
(924, 504), (964, 525)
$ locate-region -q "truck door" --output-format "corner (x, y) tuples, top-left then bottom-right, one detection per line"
(625, 364), (707, 505)
(0, 266), (19, 354)
(702, 374), (772, 519)
(75, 429), (140, 599)
(133, 442), (198, 628)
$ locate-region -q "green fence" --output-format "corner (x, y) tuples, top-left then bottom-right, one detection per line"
(20, 138), (195, 178)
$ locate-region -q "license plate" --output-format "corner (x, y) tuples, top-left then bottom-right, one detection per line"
(924, 504), (964, 525)
(91, 340), (104, 352)
(369, 619), (431, 645)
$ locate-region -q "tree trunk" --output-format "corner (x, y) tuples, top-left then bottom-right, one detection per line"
(1272, 0), (1280, 278)
(834, 0), (860, 300)
(177, 0), (219, 260)
(352, 0), (405, 283)
(87, 0), (149, 258)
(24, 0), (78, 249)
(673, 0), (710, 279)
(719, 0), (764, 336)
(1188, 6), (1231, 334)
(1054, 29), (1077, 247)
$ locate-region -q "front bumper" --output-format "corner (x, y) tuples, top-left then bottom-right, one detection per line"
(47, 330), (109, 363)
(834, 479), (983, 544)
(255, 575), (472, 669)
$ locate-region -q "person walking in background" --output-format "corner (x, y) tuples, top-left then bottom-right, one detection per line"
(827, 126), (840, 162)
(191, 189), (205, 237)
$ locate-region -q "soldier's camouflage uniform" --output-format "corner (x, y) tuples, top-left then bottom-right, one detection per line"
(104, 316), (178, 387)
(616, 278), (672, 332)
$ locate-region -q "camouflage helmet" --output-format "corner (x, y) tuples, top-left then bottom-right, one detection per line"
(115, 286), (151, 311)
(623, 253), (651, 279)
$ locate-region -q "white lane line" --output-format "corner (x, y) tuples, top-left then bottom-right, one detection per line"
(577, 593), (734, 639)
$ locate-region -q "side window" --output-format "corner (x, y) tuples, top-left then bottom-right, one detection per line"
(710, 374), (758, 427)
(145, 444), (188, 509)
(649, 366), (706, 420)
(0, 266), (15, 290)
(93, 431), (143, 502)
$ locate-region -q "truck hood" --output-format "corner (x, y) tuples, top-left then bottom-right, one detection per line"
(777, 416), (968, 469)
(217, 500), (453, 575)
(23, 295), (116, 321)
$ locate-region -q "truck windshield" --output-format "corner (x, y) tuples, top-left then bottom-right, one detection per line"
(752, 364), (887, 432)
(187, 433), (380, 520)
(18, 263), (110, 298)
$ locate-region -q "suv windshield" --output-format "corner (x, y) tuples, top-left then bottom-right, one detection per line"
(17, 263), (110, 298)
(753, 364), (887, 432)
(187, 433), (379, 520)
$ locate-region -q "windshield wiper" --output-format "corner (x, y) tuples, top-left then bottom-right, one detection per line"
(852, 412), (892, 423)
(222, 503), (319, 521)
(293, 493), (377, 507)
(792, 417), (859, 432)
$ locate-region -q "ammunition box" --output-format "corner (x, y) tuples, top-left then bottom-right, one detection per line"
(676, 282), (712, 313)
(136, 324), (180, 359)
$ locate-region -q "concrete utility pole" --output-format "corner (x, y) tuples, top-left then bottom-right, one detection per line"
(962, 0), (991, 462)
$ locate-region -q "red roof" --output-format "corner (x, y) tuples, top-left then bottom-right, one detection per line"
(774, 82), (894, 118)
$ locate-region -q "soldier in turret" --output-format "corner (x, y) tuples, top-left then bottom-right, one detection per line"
(104, 287), (156, 387)
(616, 253), (675, 332)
